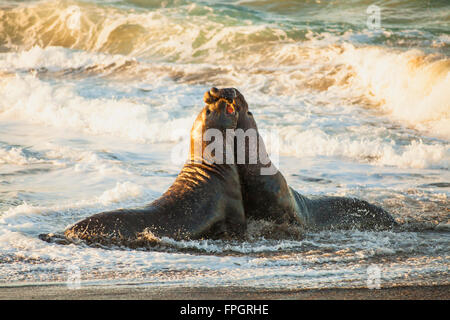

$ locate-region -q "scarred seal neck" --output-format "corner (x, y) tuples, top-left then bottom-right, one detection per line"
(189, 97), (238, 167)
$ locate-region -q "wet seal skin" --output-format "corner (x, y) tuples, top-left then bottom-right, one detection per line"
(205, 87), (398, 231)
(40, 97), (246, 246)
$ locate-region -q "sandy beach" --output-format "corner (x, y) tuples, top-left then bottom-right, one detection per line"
(1, 284), (448, 300)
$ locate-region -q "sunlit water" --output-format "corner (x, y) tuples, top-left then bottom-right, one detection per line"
(0, 0), (448, 289)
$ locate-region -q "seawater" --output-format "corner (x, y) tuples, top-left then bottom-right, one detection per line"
(0, 0), (448, 289)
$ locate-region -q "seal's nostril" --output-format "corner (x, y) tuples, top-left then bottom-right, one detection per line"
(206, 109), (211, 115)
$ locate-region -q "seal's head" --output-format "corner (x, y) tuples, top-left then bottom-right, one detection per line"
(203, 97), (238, 132)
(189, 92), (239, 164)
(202, 87), (273, 170)
(203, 87), (251, 129)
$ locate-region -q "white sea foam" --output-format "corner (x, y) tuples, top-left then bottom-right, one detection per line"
(0, 74), (195, 143)
(0, 147), (41, 165)
(97, 182), (143, 205)
(0, 180), (155, 237)
(335, 44), (450, 139)
(275, 127), (449, 169)
(0, 46), (450, 168)
(0, 45), (131, 72)
(0, 69), (447, 169)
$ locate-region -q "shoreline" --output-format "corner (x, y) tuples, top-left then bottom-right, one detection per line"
(0, 284), (448, 300)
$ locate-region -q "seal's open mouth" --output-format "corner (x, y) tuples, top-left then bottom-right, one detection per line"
(226, 104), (235, 115)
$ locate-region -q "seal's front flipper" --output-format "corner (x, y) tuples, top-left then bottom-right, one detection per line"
(39, 232), (73, 245)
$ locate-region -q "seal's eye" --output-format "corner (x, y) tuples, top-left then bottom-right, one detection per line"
(206, 109), (211, 115)
(226, 104), (235, 115)
(247, 111), (252, 116)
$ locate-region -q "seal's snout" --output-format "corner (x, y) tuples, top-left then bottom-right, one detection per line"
(204, 98), (238, 130)
(216, 99), (235, 115)
(215, 99), (236, 120)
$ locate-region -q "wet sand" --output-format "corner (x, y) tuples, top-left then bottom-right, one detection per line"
(0, 284), (448, 300)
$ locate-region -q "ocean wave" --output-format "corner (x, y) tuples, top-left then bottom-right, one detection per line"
(97, 181), (143, 205)
(1, 0), (283, 60)
(0, 1), (448, 164)
(0, 181), (154, 235)
(0, 74), (196, 143)
(0, 71), (447, 169)
(0, 45), (135, 74)
(335, 44), (450, 139)
(276, 127), (449, 169)
(0, 146), (43, 165)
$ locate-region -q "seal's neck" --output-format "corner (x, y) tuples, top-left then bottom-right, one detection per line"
(189, 125), (236, 166)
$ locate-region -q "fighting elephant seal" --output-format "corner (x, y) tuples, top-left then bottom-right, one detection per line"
(205, 87), (301, 226)
(41, 97), (246, 245)
(204, 87), (397, 231)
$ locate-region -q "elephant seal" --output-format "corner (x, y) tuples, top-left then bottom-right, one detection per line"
(42, 97), (246, 246)
(204, 87), (397, 231)
(205, 87), (301, 226)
